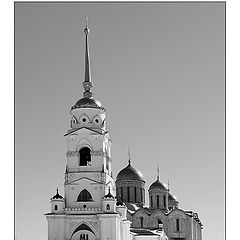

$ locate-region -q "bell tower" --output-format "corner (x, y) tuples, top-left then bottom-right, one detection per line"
(64, 17), (115, 211)
(46, 18), (131, 240)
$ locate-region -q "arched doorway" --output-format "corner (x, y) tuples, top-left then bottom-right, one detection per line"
(70, 223), (97, 240)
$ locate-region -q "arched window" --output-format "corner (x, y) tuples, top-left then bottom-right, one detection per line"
(106, 204), (110, 210)
(79, 147), (91, 166)
(150, 196), (153, 208)
(54, 205), (58, 210)
(140, 217), (144, 228)
(157, 195), (159, 208)
(77, 189), (93, 202)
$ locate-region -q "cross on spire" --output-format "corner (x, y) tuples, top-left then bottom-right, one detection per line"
(85, 15), (88, 28)
(128, 147), (131, 165)
(157, 164), (160, 180)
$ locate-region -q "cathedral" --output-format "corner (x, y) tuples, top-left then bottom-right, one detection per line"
(45, 21), (203, 240)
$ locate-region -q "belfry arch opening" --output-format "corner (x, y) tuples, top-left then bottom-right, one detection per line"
(79, 147), (91, 166)
(77, 189), (93, 202)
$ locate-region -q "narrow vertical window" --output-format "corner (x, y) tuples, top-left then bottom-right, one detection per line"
(150, 196), (153, 208)
(121, 187), (123, 201)
(134, 187), (137, 203)
(157, 195), (159, 208)
(54, 205), (58, 210)
(106, 204), (110, 210)
(140, 188), (143, 202)
(80, 234), (84, 240)
(140, 217), (144, 228)
(176, 218), (180, 231)
(127, 187), (130, 202)
(143, 188), (145, 203)
(163, 195), (166, 208)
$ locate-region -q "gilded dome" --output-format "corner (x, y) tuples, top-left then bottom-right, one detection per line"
(116, 163), (145, 182)
(71, 97), (105, 110)
(149, 179), (168, 190)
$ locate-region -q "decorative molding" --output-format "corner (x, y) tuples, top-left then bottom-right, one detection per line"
(66, 150), (107, 157)
(66, 151), (79, 157)
(91, 150), (105, 156)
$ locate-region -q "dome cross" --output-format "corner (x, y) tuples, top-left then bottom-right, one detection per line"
(128, 147), (131, 165)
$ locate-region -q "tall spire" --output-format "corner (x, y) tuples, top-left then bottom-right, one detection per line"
(82, 16), (93, 98)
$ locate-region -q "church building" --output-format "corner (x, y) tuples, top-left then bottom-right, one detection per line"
(45, 20), (203, 240)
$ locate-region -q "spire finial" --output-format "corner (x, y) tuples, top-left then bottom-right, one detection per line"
(128, 147), (131, 165)
(85, 15), (88, 29)
(56, 188), (59, 194)
(82, 16), (93, 98)
(157, 164), (160, 180)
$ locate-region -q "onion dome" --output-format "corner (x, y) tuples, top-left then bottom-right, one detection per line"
(104, 188), (115, 199)
(116, 160), (145, 182)
(51, 188), (63, 200)
(149, 179), (168, 190)
(149, 165), (167, 190)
